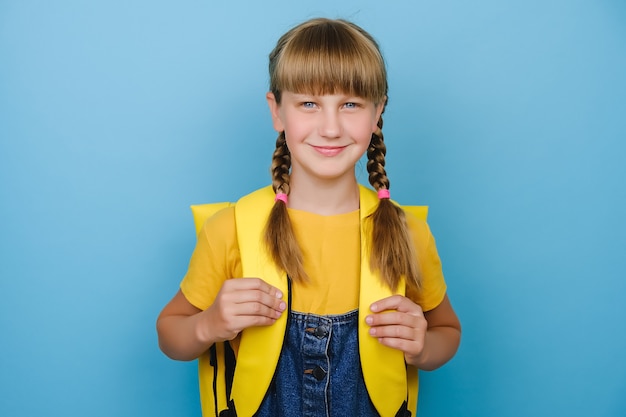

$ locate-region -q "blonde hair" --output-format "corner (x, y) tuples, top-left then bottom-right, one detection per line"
(264, 18), (421, 291)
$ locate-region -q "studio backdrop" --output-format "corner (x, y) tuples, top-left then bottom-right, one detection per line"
(1, 1), (625, 416)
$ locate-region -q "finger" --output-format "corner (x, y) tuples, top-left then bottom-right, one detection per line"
(232, 298), (286, 319)
(217, 298), (284, 334)
(366, 311), (423, 328)
(369, 323), (419, 340)
(222, 313), (281, 336)
(370, 295), (423, 316)
(226, 289), (286, 313)
(224, 277), (284, 299)
(376, 335), (423, 354)
(220, 279), (286, 314)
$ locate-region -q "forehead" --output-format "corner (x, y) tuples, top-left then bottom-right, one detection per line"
(283, 91), (372, 100)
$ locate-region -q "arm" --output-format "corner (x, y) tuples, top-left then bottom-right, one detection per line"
(414, 294), (461, 370)
(366, 293), (461, 370)
(157, 279), (286, 361)
(157, 290), (210, 361)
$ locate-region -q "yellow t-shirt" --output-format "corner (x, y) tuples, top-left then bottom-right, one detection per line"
(180, 205), (447, 320)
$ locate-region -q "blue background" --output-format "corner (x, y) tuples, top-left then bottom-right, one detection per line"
(1, 1), (625, 416)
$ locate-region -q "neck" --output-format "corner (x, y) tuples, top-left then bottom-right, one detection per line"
(287, 174), (360, 215)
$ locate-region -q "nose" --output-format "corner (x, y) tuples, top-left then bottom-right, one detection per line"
(318, 109), (342, 139)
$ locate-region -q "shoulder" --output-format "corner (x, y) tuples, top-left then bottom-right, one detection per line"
(201, 206), (236, 236)
(404, 210), (435, 251)
(197, 206), (240, 257)
(181, 206), (240, 310)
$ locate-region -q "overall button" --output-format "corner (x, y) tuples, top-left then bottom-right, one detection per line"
(304, 366), (327, 381)
(315, 325), (329, 338)
(312, 366), (327, 381)
(305, 325), (329, 339)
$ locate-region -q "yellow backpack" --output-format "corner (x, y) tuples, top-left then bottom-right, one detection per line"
(190, 185), (428, 417)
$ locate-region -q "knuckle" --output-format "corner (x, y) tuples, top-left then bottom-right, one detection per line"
(254, 316), (271, 327)
(251, 302), (263, 314)
(394, 326), (403, 338)
(252, 291), (265, 303)
(218, 304), (230, 317)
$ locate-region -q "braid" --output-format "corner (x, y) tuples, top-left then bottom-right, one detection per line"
(366, 117), (389, 191)
(367, 117), (421, 291)
(264, 133), (308, 282)
(270, 132), (291, 195)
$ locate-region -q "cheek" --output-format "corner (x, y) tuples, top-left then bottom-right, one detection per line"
(283, 115), (313, 139)
(282, 121), (301, 139)
(354, 128), (373, 150)
(352, 112), (379, 137)
(279, 110), (300, 133)
(359, 117), (378, 139)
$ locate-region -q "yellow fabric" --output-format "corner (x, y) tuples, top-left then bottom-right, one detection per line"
(229, 187), (290, 417)
(183, 186), (447, 416)
(191, 202), (233, 235)
(356, 186), (407, 417)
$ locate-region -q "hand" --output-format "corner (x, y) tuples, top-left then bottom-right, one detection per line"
(366, 295), (428, 365)
(201, 278), (286, 343)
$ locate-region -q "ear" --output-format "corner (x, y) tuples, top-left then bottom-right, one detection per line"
(266, 92), (285, 132)
(372, 96), (387, 132)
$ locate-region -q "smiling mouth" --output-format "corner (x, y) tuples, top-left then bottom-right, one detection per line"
(311, 145), (348, 157)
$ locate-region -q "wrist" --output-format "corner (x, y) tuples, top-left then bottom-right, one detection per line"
(410, 326), (461, 371)
(194, 308), (216, 346)
(405, 346), (429, 369)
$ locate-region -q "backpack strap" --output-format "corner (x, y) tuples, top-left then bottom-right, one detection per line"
(357, 185), (409, 416)
(231, 186), (289, 417)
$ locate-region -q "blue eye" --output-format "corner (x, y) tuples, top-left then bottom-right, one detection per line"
(302, 102), (316, 108)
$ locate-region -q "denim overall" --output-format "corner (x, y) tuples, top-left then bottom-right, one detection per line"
(253, 309), (380, 417)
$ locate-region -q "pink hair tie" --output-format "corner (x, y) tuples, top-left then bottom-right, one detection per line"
(275, 193), (288, 204)
(377, 189), (390, 200)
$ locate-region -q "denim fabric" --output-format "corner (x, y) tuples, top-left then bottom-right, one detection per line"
(253, 310), (380, 417)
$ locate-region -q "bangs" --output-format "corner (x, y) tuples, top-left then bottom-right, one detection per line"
(270, 20), (387, 103)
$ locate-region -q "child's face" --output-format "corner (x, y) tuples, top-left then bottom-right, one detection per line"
(267, 91), (384, 183)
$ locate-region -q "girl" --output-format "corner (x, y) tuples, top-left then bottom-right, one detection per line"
(157, 17), (461, 417)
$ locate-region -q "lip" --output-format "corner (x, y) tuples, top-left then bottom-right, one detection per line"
(311, 145), (348, 157)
